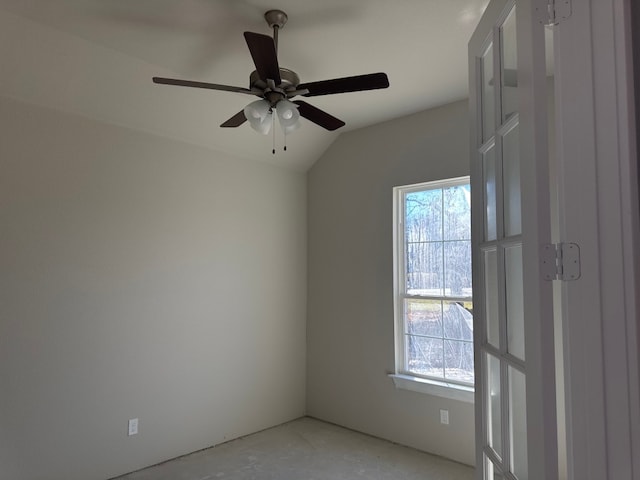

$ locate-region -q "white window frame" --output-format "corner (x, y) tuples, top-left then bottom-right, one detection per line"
(390, 176), (474, 403)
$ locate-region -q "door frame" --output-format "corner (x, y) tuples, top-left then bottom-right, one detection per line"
(553, 0), (640, 479)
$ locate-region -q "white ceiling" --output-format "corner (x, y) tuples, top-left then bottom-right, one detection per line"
(0, 0), (487, 170)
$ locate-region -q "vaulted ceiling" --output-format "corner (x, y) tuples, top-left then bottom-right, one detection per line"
(0, 0), (487, 170)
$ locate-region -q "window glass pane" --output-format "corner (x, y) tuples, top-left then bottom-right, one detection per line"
(396, 179), (473, 386)
(443, 301), (473, 341)
(405, 189), (443, 241)
(444, 240), (472, 297)
(483, 145), (497, 241)
(406, 242), (443, 296)
(505, 244), (525, 360)
(503, 124), (521, 236)
(501, 6), (518, 122)
(484, 248), (500, 348)
(509, 366), (528, 479)
(443, 184), (471, 240)
(487, 353), (502, 457)
(405, 299), (442, 337)
(482, 43), (495, 142)
(406, 335), (443, 378)
(444, 340), (474, 383)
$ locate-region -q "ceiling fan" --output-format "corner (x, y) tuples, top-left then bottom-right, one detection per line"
(152, 9), (389, 136)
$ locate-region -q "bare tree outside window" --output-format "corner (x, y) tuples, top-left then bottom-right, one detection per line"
(395, 179), (473, 385)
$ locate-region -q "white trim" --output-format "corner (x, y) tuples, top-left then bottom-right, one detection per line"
(554, 0), (640, 479)
(392, 177), (474, 390)
(517, 2), (560, 479)
(395, 176), (471, 193)
(389, 374), (475, 403)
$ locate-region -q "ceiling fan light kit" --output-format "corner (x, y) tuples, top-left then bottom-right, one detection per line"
(244, 99), (273, 135)
(152, 9), (389, 151)
(275, 100), (301, 134)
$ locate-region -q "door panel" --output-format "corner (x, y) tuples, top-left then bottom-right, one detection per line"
(502, 124), (521, 237)
(482, 44), (496, 142)
(482, 144), (498, 241)
(486, 352), (503, 456)
(500, 8), (518, 121)
(469, 0), (557, 479)
(504, 245), (524, 360)
(508, 366), (528, 478)
(483, 248), (500, 348)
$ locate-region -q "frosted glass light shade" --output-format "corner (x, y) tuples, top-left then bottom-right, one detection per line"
(276, 100), (301, 134)
(244, 99), (273, 135)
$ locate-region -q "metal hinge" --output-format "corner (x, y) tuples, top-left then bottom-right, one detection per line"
(538, 0), (571, 26)
(541, 243), (581, 281)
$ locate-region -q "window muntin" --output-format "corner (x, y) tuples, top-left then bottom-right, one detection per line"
(394, 178), (474, 386)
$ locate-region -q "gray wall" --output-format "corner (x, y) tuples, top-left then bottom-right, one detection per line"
(633, 0), (640, 197)
(0, 96), (307, 480)
(307, 100), (475, 466)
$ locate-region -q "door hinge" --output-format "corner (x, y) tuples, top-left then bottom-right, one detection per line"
(541, 243), (581, 281)
(538, 0), (571, 26)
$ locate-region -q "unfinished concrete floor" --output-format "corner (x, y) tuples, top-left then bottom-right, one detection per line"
(114, 417), (474, 480)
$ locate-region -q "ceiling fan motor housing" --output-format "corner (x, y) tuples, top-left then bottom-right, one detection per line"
(250, 68), (300, 105)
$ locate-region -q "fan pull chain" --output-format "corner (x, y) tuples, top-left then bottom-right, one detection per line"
(272, 116), (276, 155)
(284, 131), (287, 152)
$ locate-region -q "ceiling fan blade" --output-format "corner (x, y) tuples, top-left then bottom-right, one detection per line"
(299, 72), (389, 97)
(152, 77), (259, 96)
(243, 32), (281, 84)
(293, 100), (345, 131)
(220, 110), (247, 128)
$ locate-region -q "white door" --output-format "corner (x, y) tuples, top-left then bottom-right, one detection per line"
(469, 1), (558, 479)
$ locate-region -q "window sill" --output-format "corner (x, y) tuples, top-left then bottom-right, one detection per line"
(389, 374), (475, 404)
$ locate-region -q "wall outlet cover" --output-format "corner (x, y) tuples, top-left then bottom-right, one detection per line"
(440, 409), (450, 425)
(128, 418), (139, 436)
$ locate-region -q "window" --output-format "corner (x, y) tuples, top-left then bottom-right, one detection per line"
(392, 177), (474, 400)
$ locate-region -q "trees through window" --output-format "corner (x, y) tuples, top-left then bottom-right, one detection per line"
(394, 178), (474, 386)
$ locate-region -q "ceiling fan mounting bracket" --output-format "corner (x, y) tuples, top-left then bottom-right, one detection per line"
(264, 10), (288, 30)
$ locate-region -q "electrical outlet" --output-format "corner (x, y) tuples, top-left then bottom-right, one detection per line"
(128, 418), (139, 436)
(440, 409), (449, 425)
